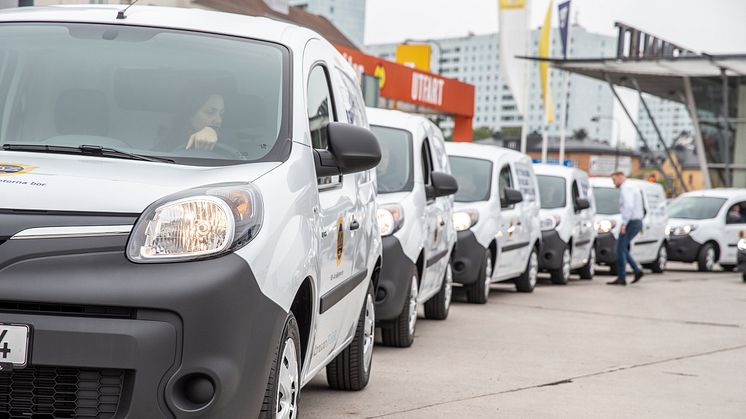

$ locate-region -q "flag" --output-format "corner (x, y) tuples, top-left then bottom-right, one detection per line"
(498, 0), (531, 115)
(557, 1), (571, 59)
(538, 0), (554, 122)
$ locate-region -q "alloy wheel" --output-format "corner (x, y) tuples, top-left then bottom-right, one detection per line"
(407, 275), (418, 336)
(276, 338), (299, 419)
(362, 293), (375, 374)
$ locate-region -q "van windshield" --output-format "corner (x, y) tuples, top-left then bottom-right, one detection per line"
(371, 125), (413, 193)
(536, 175), (566, 209)
(594, 187), (621, 215)
(449, 156), (492, 202)
(668, 196), (727, 220)
(0, 23), (289, 166)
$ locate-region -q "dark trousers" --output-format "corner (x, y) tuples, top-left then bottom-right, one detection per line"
(616, 219), (642, 280)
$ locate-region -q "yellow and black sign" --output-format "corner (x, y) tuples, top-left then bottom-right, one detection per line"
(0, 163), (35, 176)
(336, 215), (345, 266)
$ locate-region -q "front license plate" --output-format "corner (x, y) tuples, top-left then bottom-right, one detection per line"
(0, 324), (30, 369)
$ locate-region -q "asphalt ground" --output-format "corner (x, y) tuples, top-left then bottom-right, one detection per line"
(300, 263), (746, 418)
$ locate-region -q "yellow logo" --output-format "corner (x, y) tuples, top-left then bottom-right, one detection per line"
(0, 163), (35, 176)
(374, 64), (386, 89)
(499, 0), (525, 9)
(336, 215), (345, 266)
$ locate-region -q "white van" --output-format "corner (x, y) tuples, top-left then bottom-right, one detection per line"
(533, 164), (597, 284)
(445, 142), (541, 303)
(590, 177), (669, 274)
(0, 6), (383, 418)
(666, 189), (746, 271)
(368, 108), (458, 348)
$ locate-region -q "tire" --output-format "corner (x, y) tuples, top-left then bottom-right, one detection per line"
(550, 248), (571, 285)
(327, 281), (375, 391)
(721, 264), (736, 272)
(650, 245), (667, 273)
(425, 263), (453, 320)
(260, 313), (301, 419)
(380, 267), (418, 348)
(515, 247), (538, 293)
(578, 247), (595, 280)
(466, 249), (492, 304)
(697, 243), (716, 272)
(742, 272), (746, 283)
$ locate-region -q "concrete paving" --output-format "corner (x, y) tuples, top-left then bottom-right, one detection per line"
(300, 264), (746, 418)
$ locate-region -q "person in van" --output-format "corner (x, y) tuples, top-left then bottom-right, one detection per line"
(727, 204), (745, 224)
(608, 171), (645, 286)
(158, 85), (225, 151)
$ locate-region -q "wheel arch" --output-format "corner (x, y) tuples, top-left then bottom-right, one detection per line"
(290, 276), (315, 368)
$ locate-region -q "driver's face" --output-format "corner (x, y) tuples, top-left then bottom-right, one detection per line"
(191, 94), (224, 131)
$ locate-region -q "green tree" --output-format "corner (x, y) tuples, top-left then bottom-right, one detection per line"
(573, 128), (588, 140)
(473, 126), (493, 141)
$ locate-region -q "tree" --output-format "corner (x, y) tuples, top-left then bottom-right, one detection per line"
(473, 126), (493, 141)
(573, 128), (588, 140)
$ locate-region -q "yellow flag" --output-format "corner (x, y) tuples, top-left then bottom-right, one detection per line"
(538, 0), (554, 122)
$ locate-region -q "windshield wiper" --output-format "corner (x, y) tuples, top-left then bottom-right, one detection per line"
(2, 144), (174, 163)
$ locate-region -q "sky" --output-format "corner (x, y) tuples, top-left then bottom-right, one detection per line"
(364, 0), (746, 146)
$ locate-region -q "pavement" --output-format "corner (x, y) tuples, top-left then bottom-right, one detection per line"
(300, 263), (746, 418)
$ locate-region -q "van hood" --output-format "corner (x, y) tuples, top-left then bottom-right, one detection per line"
(0, 152), (280, 213)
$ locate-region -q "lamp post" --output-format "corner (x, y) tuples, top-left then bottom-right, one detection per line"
(591, 115), (621, 171)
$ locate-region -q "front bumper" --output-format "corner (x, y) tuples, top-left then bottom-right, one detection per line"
(595, 232), (618, 265)
(666, 235), (701, 263)
(451, 230), (487, 286)
(0, 235), (286, 418)
(375, 235), (416, 321)
(539, 230), (567, 271)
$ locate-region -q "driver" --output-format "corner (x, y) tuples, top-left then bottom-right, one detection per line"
(157, 86), (225, 152)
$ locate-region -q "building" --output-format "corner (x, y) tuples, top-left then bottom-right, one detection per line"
(289, 0), (365, 48)
(366, 25), (616, 140)
(636, 94), (694, 149)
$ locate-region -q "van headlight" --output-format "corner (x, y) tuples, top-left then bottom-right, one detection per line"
(127, 183), (263, 263)
(377, 204), (404, 236)
(453, 210), (479, 232)
(540, 215), (561, 231)
(667, 224), (697, 236)
(594, 219), (616, 234)
(737, 239), (746, 252)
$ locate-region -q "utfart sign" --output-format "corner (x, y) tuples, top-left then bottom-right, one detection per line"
(336, 45), (475, 141)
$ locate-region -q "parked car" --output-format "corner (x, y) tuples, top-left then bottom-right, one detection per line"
(591, 177), (669, 274)
(738, 238), (746, 282)
(368, 108), (458, 348)
(446, 142), (541, 303)
(666, 189), (746, 272)
(0, 6), (383, 418)
(533, 164), (597, 284)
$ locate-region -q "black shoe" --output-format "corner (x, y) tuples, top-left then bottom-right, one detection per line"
(632, 271), (644, 284)
(607, 279), (626, 286)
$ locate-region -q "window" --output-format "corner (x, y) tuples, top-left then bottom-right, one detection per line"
(537, 175), (567, 209)
(668, 197), (726, 220)
(372, 125), (413, 193)
(726, 201), (746, 224)
(498, 165), (514, 207)
(307, 66), (334, 149)
(421, 139), (433, 187)
(335, 70), (366, 127)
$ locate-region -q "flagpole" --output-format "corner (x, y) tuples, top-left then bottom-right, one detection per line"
(541, 72), (549, 163)
(558, 70), (568, 164)
(519, 46), (530, 154)
(558, 1), (571, 165)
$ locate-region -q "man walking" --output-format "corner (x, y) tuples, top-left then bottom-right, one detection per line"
(607, 171), (644, 286)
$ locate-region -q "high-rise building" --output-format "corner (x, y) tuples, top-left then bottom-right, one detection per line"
(636, 94), (694, 149)
(366, 25), (616, 142)
(289, 0), (366, 47)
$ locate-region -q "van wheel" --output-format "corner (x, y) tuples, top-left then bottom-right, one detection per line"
(380, 267), (418, 348)
(697, 243), (716, 272)
(550, 248), (571, 285)
(650, 245), (667, 273)
(327, 281), (375, 391)
(515, 248), (538, 293)
(721, 264), (736, 272)
(466, 249), (492, 304)
(742, 272), (746, 283)
(260, 313), (301, 419)
(425, 263), (453, 320)
(578, 247), (595, 280)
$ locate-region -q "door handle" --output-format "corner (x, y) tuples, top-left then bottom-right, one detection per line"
(439, 219), (446, 226)
(349, 220), (360, 231)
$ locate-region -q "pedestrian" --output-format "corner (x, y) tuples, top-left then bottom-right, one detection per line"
(607, 171), (644, 286)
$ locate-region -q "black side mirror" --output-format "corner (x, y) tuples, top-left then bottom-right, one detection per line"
(314, 122), (381, 177)
(501, 188), (523, 208)
(575, 197), (590, 212)
(426, 171), (458, 199)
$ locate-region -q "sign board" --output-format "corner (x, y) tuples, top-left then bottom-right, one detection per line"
(395, 44), (431, 72)
(589, 155), (632, 176)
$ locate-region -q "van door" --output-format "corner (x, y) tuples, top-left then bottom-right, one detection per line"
(571, 177), (594, 268)
(497, 164), (521, 277)
(633, 187), (660, 261)
(421, 137), (448, 299)
(722, 200), (746, 264)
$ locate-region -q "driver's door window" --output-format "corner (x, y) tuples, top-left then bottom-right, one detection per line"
(307, 65), (339, 187)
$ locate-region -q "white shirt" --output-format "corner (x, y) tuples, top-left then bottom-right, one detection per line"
(619, 180), (644, 225)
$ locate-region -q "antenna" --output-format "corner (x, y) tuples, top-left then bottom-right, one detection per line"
(116, 0), (140, 20)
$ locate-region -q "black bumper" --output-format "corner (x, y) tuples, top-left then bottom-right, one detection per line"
(0, 236), (286, 418)
(595, 232), (618, 265)
(666, 235), (701, 263)
(539, 230), (567, 271)
(737, 249), (746, 272)
(376, 235), (416, 321)
(451, 230), (487, 286)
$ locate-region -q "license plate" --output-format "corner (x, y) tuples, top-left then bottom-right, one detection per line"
(0, 324), (30, 369)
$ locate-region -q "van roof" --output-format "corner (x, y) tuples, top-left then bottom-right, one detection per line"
(0, 5), (314, 47)
(366, 107), (437, 134)
(444, 141), (531, 163)
(533, 163), (585, 178)
(678, 188), (746, 200)
(590, 177), (663, 192)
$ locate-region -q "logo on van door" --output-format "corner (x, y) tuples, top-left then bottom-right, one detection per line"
(336, 215), (345, 266)
(0, 163), (35, 176)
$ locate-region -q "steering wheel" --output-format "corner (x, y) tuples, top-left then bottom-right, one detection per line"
(211, 142), (247, 160)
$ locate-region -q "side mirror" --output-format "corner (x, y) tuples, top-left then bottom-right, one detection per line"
(426, 171), (458, 199)
(314, 122), (381, 177)
(501, 188), (523, 208)
(575, 197), (590, 212)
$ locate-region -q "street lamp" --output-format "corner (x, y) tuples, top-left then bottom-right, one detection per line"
(591, 115), (621, 171)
